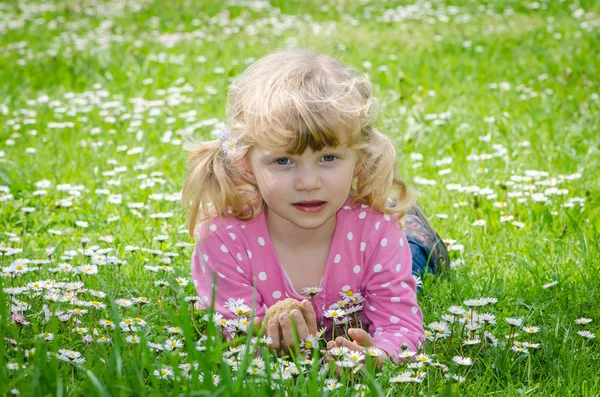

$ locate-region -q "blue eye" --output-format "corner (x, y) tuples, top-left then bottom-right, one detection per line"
(275, 158), (291, 165)
(274, 155), (338, 165)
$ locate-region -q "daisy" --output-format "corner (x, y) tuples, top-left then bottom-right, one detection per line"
(480, 313), (496, 324)
(165, 326), (183, 335)
(543, 281), (558, 289)
(464, 298), (488, 307)
(505, 317), (523, 327)
(126, 335), (140, 344)
(452, 356), (473, 366)
(175, 278), (189, 286)
(390, 371), (423, 383)
(399, 350), (417, 359)
(365, 347), (385, 357)
(328, 346), (350, 359)
(39, 332), (55, 341)
(154, 367), (174, 380)
(115, 299), (133, 308)
(511, 344), (529, 354)
(414, 354), (432, 364)
(133, 297), (151, 305)
(323, 309), (346, 319)
(164, 338), (183, 350)
(300, 334), (319, 350)
(448, 306), (466, 315)
(323, 379), (343, 391)
(577, 331), (595, 339)
(344, 351), (365, 364)
(522, 326), (540, 334)
(575, 318), (592, 325)
(301, 286), (322, 297)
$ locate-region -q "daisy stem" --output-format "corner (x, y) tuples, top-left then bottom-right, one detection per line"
(527, 353), (532, 385)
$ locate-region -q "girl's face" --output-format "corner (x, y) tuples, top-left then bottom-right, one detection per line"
(241, 143), (361, 233)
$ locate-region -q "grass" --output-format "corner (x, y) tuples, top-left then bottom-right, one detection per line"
(0, 0), (599, 395)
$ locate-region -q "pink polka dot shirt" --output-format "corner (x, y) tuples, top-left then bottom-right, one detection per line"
(191, 196), (425, 362)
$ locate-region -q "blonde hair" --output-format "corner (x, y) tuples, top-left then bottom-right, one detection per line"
(182, 48), (416, 242)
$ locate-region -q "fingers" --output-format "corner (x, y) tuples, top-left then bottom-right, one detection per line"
(267, 317), (281, 355)
(280, 311), (305, 353)
(301, 300), (318, 336)
(348, 328), (375, 347)
(335, 336), (363, 353)
(252, 316), (262, 336)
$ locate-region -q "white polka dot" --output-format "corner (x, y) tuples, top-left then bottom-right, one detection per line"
(229, 232), (236, 241)
(202, 254), (209, 262)
(391, 297), (400, 302)
(217, 272), (226, 279)
(200, 265), (205, 274)
(341, 285), (351, 292)
(236, 253), (243, 261)
(401, 281), (408, 288)
(384, 214), (391, 221)
(220, 244), (228, 253)
(399, 238), (404, 247)
(381, 238), (388, 247)
(394, 332), (401, 337)
(209, 224), (217, 232)
(258, 237), (266, 246)
(258, 272), (267, 281)
(375, 221), (380, 230)
(272, 291), (282, 299)
(375, 327), (383, 333)
(395, 264), (401, 272)
(241, 225), (245, 229)
(353, 265), (361, 274)
(400, 327), (408, 333)
(381, 282), (390, 288)
(334, 254), (341, 263)
(369, 305), (376, 311)
(360, 242), (366, 252)
(247, 250), (252, 259)
(373, 264), (382, 273)
(236, 266), (244, 274)
(226, 225), (233, 229)
(411, 306), (419, 314)
(347, 232), (353, 240)
(361, 204), (369, 208)
(359, 211), (366, 219)
(193, 279), (198, 287)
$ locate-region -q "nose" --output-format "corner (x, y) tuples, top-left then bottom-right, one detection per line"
(293, 166), (323, 190)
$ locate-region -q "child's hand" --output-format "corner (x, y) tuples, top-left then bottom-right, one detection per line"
(253, 299), (317, 356)
(325, 328), (389, 367)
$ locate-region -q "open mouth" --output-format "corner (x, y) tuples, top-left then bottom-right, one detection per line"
(295, 202), (326, 207)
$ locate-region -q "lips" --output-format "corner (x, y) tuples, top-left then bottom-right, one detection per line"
(293, 201), (326, 205)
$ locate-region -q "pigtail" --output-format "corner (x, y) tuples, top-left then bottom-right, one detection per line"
(351, 127), (416, 229)
(181, 136), (262, 243)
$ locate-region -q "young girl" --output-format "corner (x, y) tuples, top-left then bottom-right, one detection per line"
(182, 48), (448, 364)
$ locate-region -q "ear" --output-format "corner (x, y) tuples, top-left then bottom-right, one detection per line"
(236, 157), (257, 185)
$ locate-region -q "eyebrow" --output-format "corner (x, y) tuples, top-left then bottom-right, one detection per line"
(262, 147), (348, 157)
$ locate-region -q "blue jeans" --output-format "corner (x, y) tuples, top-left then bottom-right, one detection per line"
(407, 236), (436, 280)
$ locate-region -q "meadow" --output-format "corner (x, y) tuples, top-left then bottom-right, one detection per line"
(1, 0), (599, 395)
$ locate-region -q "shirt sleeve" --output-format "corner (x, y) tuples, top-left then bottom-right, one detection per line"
(191, 221), (266, 321)
(361, 215), (425, 363)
